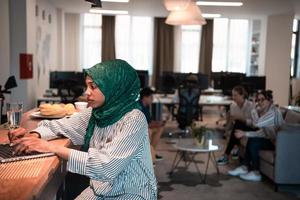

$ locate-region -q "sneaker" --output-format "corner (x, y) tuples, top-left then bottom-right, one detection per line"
(231, 148), (239, 160)
(217, 155), (229, 165)
(155, 154), (163, 161)
(240, 171), (262, 182)
(228, 166), (248, 176)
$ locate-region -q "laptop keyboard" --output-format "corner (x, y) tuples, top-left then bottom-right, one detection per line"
(0, 144), (55, 163)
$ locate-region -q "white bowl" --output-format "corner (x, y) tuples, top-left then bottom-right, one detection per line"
(75, 102), (88, 111)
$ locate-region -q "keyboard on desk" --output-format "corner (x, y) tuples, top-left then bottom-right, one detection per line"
(0, 144), (55, 163)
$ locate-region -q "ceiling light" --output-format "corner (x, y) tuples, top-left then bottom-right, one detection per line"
(196, 1), (243, 6)
(102, 0), (130, 2)
(89, 9), (128, 14)
(164, 0), (191, 11)
(165, 1), (206, 25)
(202, 13), (221, 18)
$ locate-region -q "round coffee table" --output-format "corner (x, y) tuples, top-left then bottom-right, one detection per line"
(169, 138), (221, 183)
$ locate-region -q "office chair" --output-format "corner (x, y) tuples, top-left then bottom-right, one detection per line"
(168, 77), (201, 141)
(176, 84), (201, 130)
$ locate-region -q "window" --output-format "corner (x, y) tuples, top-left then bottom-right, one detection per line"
(81, 13), (102, 69)
(115, 16), (153, 73)
(180, 25), (201, 73)
(212, 18), (249, 73)
(291, 19), (299, 77)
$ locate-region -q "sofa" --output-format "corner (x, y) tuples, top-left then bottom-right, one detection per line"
(240, 108), (300, 188)
(259, 108), (300, 188)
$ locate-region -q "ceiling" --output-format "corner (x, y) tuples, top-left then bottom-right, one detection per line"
(48, 0), (300, 18)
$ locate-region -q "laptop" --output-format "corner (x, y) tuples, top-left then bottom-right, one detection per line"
(0, 144), (55, 163)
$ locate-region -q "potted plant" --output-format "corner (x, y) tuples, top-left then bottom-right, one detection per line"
(192, 125), (209, 147)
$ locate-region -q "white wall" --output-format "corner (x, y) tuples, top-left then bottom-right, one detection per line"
(0, 0), (10, 89)
(9, 0), (31, 110)
(64, 13), (81, 71)
(265, 13), (293, 106)
(35, 0), (58, 98)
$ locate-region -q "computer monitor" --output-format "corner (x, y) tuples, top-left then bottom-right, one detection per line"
(198, 74), (209, 90)
(136, 70), (149, 89)
(159, 71), (177, 94)
(242, 76), (266, 95)
(49, 71), (85, 89)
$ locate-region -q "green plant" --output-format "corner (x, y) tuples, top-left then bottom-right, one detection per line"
(192, 125), (209, 142)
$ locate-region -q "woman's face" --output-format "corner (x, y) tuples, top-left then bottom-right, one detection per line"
(232, 90), (244, 105)
(257, 93), (271, 110)
(85, 76), (105, 108)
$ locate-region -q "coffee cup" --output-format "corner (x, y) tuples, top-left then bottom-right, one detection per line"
(75, 102), (88, 111)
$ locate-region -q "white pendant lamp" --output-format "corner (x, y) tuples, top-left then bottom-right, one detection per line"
(165, 1), (206, 25)
(164, 0), (191, 11)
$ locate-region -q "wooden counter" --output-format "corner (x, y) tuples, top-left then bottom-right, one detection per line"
(0, 109), (71, 200)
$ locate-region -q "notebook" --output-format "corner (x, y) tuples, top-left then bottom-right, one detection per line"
(0, 144), (55, 163)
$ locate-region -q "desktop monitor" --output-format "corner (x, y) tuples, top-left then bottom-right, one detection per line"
(49, 71), (85, 89)
(242, 76), (266, 95)
(136, 70), (149, 89)
(198, 74), (209, 90)
(159, 71), (177, 94)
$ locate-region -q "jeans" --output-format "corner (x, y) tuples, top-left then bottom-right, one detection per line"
(243, 137), (275, 171)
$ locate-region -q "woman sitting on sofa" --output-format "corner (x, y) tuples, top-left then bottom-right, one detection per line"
(217, 85), (255, 165)
(228, 90), (284, 182)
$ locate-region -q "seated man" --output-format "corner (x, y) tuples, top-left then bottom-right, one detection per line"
(140, 87), (165, 162)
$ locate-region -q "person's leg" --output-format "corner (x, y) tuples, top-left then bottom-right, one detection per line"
(245, 137), (274, 171)
(150, 126), (163, 149)
(148, 128), (156, 162)
(224, 128), (240, 155)
(240, 137), (274, 181)
(65, 172), (90, 200)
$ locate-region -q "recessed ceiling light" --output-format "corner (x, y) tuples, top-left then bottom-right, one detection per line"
(202, 13), (221, 18)
(89, 9), (128, 15)
(197, 1), (243, 6)
(102, 0), (130, 2)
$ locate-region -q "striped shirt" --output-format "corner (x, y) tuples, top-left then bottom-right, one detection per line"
(33, 108), (157, 199)
(245, 105), (284, 139)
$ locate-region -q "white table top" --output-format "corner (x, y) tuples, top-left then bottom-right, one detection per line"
(173, 138), (220, 153)
(153, 94), (232, 106)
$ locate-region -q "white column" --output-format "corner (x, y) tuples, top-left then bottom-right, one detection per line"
(264, 13), (293, 106)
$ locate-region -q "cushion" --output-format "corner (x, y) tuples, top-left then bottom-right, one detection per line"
(259, 150), (275, 164)
(285, 110), (300, 124)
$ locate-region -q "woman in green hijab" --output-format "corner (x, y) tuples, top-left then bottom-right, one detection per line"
(10, 59), (157, 199)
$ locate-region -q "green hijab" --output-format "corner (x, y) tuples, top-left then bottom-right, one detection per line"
(82, 59), (141, 151)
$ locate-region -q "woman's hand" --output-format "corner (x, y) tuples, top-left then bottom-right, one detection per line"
(8, 127), (40, 143)
(12, 137), (55, 155)
(234, 129), (246, 139)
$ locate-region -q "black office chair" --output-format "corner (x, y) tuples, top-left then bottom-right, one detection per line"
(176, 84), (201, 130)
(168, 75), (201, 141)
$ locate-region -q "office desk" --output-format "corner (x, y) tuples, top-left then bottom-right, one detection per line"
(0, 110), (71, 200)
(36, 96), (61, 107)
(202, 88), (223, 95)
(153, 94), (231, 106)
(153, 94), (232, 121)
